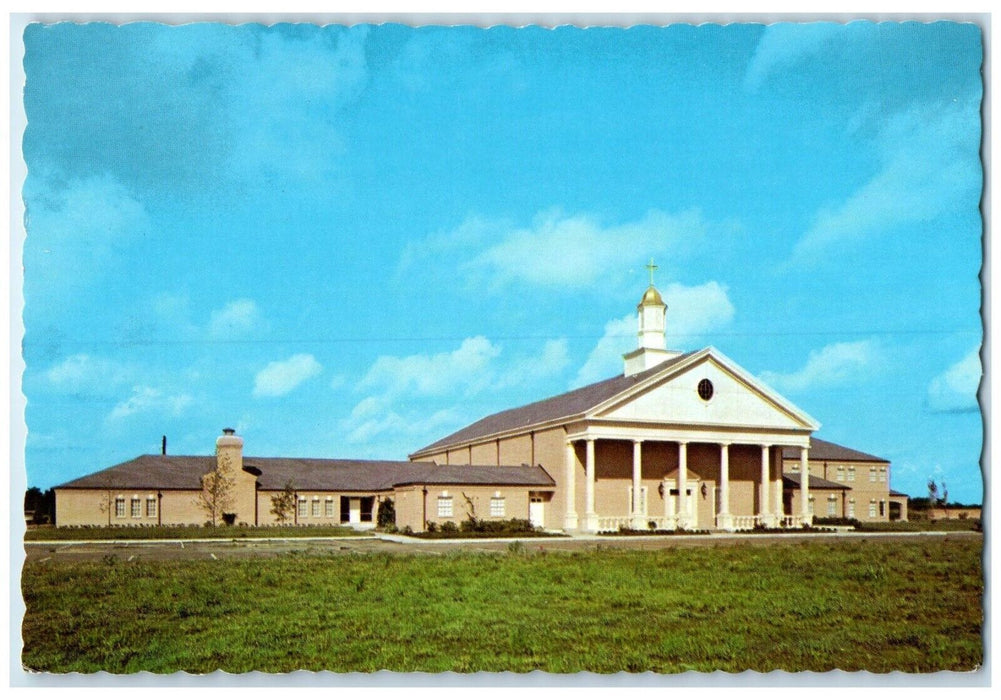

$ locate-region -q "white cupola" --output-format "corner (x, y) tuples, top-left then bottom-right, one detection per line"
(622, 259), (681, 376)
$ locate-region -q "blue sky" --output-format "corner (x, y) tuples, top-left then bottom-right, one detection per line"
(20, 21), (984, 503)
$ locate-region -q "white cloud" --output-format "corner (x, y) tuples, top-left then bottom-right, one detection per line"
(465, 209), (706, 289)
(24, 172), (151, 290)
(789, 102), (981, 265)
(358, 336), (501, 400)
(208, 299), (260, 337)
(253, 354), (322, 397)
(46, 354), (130, 392)
(927, 347), (981, 413)
(107, 386), (193, 422)
(573, 281), (735, 387)
(744, 24), (846, 92)
(759, 340), (879, 393)
(344, 336), (570, 446)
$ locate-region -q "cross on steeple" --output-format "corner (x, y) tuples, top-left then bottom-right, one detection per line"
(645, 258), (658, 286)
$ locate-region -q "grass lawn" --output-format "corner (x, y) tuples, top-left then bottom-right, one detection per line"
(24, 524), (371, 541)
(21, 536), (982, 674)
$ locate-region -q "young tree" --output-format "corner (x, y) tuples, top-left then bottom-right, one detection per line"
(195, 455), (236, 526)
(270, 480), (296, 524)
(927, 479), (939, 505)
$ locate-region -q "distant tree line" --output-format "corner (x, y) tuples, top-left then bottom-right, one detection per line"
(24, 487), (56, 525)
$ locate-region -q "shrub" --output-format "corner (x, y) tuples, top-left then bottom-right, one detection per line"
(377, 499), (396, 528)
(400, 525), (414, 536)
(425, 521), (438, 533)
(440, 521), (459, 534)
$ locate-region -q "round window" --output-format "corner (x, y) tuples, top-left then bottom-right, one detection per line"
(697, 378), (714, 401)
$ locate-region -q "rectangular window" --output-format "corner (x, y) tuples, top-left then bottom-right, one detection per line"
(298, 498), (308, 518)
(869, 501), (877, 518)
(146, 497), (157, 518)
(848, 500), (855, 518)
(115, 497), (125, 518)
(836, 466), (845, 482)
(360, 497), (374, 522)
(808, 495), (815, 515)
(827, 498), (837, 516)
(311, 499), (321, 517)
(879, 467), (887, 482)
(130, 498), (141, 518)
(490, 497), (505, 517)
(325, 499), (334, 518)
(848, 467), (855, 482)
(879, 500), (886, 516)
(437, 496), (453, 518)
(869, 468), (877, 483)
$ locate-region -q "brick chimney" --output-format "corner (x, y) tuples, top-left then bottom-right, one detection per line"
(216, 427), (243, 475)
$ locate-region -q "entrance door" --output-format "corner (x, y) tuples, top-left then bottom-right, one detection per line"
(664, 480), (698, 522)
(529, 494), (545, 528)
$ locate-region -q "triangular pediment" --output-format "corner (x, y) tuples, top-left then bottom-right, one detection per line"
(592, 348), (819, 431)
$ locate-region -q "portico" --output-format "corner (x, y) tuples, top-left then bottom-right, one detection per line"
(564, 428), (811, 533)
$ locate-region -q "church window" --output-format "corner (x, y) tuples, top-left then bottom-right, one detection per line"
(146, 497), (157, 518)
(325, 498), (334, 518)
(115, 496), (125, 518)
(311, 498), (321, 517)
(697, 379), (714, 401)
(490, 497), (505, 517)
(130, 497), (141, 518)
(437, 496), (453, 518)
(298, 498), (308, 518)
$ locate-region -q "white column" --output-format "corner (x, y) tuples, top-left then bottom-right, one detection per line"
(677, 441), (689, 529)
(584, 438), (598, 532)
(631, 440), (645, 529)
(564, 441), (578, 531)
(800, 447), (812, 525)
(718, 442), (733, 530)
(773, 450), (784, 522)
(759, 445), (773, 527)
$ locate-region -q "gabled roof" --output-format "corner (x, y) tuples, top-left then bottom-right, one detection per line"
(411, 351), (698, 456)
(782, 473), (851, 490)
(56, 455), (555, 492)
(412, 347), (821, 457)
(782, 438), (889, 463)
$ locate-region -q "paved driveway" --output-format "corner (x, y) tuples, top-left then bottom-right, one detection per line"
(22, 530), (980, 564)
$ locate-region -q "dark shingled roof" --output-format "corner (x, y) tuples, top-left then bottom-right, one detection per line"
(782, 437), (888, 463)
(782, 473), (851, 490)
(889, 489), (909, 497)
(412, 351), (698, 456)
(55, 455), (555, 492)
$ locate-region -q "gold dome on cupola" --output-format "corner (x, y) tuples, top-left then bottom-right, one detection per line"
(639, 284), (665, 307)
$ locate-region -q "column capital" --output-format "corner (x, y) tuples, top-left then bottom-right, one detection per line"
(632, 439), (644, 445)
(719, 441), (732, 448)
(760, 443), (772, 449)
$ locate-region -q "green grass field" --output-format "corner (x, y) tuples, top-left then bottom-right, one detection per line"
(21, 536), (982, 674)
(24, 524), (371, 541)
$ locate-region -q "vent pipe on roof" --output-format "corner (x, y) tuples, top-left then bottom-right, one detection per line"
(162, 435), (167, 456)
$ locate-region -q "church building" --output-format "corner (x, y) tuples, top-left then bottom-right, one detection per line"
(54, 271), (906, 532)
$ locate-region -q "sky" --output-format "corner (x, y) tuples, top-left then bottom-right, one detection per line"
(18, 21), (984, 503)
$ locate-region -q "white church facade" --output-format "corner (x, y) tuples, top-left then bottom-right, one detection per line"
(54, 274), (904, 532)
